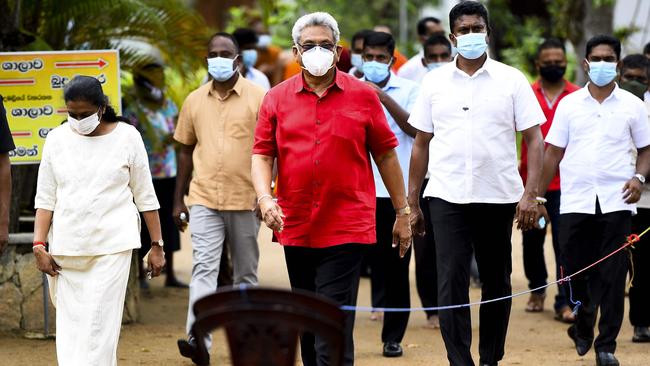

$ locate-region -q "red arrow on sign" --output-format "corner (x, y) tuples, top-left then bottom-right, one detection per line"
(54, 58), (108, 69)
(0, 78), (36, 86)
(11, 131), (32, 138)
(56, 108), (68, 115)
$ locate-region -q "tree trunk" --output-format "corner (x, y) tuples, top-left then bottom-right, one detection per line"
(572, 0), (614, 85)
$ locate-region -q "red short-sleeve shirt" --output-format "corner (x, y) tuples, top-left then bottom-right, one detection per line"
(253, 70), (398, 248)
(520, 79), (580, 191)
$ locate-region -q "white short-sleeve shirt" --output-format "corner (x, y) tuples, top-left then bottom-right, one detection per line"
(34, 122), (160, 256)
(367, 74), (420, 198)
(546, 85), (650, 214)
(245, 67), (271, 91)
(397, 52), (428, 82)
(408, 56), (545, 204)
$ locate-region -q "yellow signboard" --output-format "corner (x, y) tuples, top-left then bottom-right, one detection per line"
(0, 50), (121, 164)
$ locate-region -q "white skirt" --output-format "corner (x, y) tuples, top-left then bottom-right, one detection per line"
(48, 250), (132, 366)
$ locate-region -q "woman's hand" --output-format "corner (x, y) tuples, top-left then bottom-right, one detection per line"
(34, 246), (61, 276)
(147, 246), (166, 278)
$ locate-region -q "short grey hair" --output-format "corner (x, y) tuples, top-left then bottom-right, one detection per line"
(291, 12), (340, 45)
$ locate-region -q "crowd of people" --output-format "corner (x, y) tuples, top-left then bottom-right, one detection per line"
(0, 1), (649, 365)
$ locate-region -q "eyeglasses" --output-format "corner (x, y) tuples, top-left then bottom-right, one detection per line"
(297, 43), (336, 52)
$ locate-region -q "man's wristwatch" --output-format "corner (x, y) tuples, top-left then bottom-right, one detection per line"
(634, 173), (646, 184)
(151, 240), (164, 248)
(396, 205), (411, 216)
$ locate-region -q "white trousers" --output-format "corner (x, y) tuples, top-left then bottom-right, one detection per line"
(48, 250), (132, 366)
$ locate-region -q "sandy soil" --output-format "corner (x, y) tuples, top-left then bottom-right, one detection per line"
(1, 226), (648, 365)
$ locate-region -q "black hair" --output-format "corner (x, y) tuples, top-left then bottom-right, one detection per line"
(63, 75), (127, 123)
(536, 37), (566, 58)
(449, 1), (490, 34)
(644, 42), (650, 55)
(585, 34), (621, 60)
(424, 34), (452, 52)
(232, 28), (259, 48)
(352, 29), (373, 46)
(363, 31), (396, 57)
(621, 54), (650, 78)
(208, 32), (239, 52)
(417, 17), (441, 36)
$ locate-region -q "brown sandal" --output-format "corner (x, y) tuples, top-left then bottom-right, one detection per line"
(554, 306), (576, 323)
(525, 293), (546, 312)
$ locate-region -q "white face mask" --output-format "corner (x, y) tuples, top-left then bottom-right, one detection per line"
(299, 46), (335, 77)
(68, 111), (101, 135)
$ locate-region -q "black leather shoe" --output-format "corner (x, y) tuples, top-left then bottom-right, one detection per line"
(178, 338), (209, 365)
(382, 342), (403, 357)
(567, 325), (592, 356)
(633, 326), (650, 343)
(596, 352), (619, 366)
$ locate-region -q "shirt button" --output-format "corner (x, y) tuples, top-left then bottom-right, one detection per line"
(316, 120), (321, 125)
(313, 203), (319, 208)
(315, 160), (320, 165)
(315, 139), (321, 145)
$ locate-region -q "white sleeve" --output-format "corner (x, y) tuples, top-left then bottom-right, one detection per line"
(631, 101), (650, 149)
(128, 130), (160, 212)
(513, 72), (546, 131)
(407, 82), (434, 133)
(34, 137), (56, 211)
(545, 99), (570, 148)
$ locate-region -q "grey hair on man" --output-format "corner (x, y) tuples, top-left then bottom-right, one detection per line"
(291, 12), (340, 45)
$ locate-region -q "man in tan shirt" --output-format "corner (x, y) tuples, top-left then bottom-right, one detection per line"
(173, 32), (266, 363)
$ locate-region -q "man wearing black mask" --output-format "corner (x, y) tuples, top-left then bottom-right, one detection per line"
(519, 38), (579, 322)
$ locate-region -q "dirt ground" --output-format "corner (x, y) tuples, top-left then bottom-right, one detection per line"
(1, 226), (648, 365)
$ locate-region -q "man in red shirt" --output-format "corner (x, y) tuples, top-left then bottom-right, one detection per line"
(252, 12), (412, 366)
(520, 38), (579, 322)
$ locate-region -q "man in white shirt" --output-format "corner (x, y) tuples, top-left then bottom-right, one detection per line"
(233, 28), (271, 91)
(399, 34), (453, 83)
(408, 3), (545, 366)
(361, 31), (420, 358)
(348, 29), (372, 79)
(397, 17), (445, 82)
(539, 35), (650, 366)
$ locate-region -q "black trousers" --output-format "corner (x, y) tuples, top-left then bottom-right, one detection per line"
(522, 190), (568, 310)
(630, 208), (650, 327)
(430, 198), (516, 366)
(368, 198), (412, 343)
(559, 201), (630, 353)
(284, 244), (364, 366)
(413, 180), (438, 318)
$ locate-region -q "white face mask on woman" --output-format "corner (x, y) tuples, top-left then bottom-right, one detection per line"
(68, 111), (101, 135)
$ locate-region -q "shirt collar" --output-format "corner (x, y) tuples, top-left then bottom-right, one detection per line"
(452, 54), (494, 78)
(207, 74), (244, 99)
(362, 72), (401, 91)
(294, 68), (346, 93)
(581, 82), (621, 102)
(533, 79), (575, 94)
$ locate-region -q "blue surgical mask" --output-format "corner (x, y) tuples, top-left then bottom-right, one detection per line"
(242, 49), (258, 68)
(258, 34), (272, 48)
(455, 32), (488, 60)
(426, 61), (447, 71)
(587, 61), (617, 87)
(363, 60), (391, 83)
(351, 53), (363, 69)
(207, 56), (238, 82)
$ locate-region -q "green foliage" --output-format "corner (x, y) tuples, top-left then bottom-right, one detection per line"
(5, 0), (213, 80)
(227, 0), (437, 54)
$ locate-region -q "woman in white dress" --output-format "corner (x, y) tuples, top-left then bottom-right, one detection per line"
(32, 75), (166, 366)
